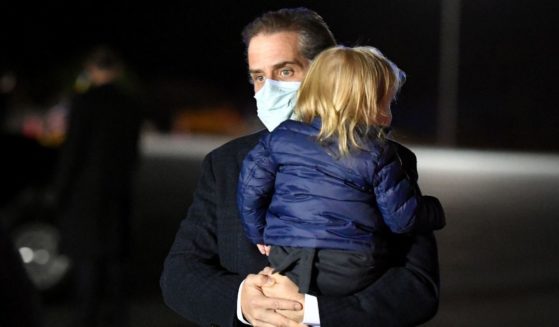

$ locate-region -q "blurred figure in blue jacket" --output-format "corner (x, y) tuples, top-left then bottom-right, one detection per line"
(238, 46), (445, 297)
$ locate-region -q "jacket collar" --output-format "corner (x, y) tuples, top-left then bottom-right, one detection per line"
(309, 117), (391, 136)
(310, 117), (322, 129)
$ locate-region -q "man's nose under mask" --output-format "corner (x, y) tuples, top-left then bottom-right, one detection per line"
(254, 79), (301, 131)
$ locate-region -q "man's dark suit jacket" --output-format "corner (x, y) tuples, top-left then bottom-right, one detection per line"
(160, 130), (441, 327)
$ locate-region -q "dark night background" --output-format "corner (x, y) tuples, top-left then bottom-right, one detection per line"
(1, 1), (559, 326)
(1, 0), (558, 151)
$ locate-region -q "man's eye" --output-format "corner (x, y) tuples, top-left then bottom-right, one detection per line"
(250, 75), (265, 84)
(280, 69), (294, 77)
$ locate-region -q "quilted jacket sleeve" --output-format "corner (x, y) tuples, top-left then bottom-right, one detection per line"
(385, 141), (446, 232)
(237, 134), (277, 245)
(374, 142), (421, 234)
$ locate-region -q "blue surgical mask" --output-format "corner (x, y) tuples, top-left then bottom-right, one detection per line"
(254, 79), (301, 131)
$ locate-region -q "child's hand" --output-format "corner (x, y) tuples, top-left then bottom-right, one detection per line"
(257, 244), (271, 256)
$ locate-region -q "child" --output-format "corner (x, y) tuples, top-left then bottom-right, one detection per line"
(237, 46), (445, 296)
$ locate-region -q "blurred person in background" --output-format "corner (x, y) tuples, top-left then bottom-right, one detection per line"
(50, 46), (142, 327)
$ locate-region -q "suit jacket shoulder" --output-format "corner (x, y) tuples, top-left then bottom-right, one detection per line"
(209, 129), (267, 166)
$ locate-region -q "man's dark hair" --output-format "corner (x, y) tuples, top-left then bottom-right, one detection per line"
(242, 7), (337, 61)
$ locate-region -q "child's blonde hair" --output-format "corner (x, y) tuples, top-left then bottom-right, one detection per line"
(295, 46), (405, 156)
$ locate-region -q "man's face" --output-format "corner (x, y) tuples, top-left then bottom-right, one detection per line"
(247, 31), (311, 93)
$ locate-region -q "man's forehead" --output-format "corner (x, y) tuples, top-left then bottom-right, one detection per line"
(247, 32), (303, 69)
(248, 31), (300, 50)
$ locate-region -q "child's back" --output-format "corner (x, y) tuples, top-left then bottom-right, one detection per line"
(238, 46), (444, 296)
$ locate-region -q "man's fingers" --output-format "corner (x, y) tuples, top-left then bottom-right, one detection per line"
(242, 273), (303, 326)
(248, 295), (302, 312)
(259, 296), (303, 311)
(259, 266), (275, 275)
(252, 310), (303, 327)
(251, 320), (277, 327)
(245, 273), (273, 287)
(254, 267), (276, 287)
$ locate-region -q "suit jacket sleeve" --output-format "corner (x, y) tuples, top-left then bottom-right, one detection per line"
(160, 151), (245, 327)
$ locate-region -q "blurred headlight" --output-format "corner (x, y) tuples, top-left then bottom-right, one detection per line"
(13, 222), (71, 291)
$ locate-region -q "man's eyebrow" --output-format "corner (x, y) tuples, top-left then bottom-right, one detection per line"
(248, 61), (304, 74)
(272, 60), (304, 69)
(248, 68), (263, 75)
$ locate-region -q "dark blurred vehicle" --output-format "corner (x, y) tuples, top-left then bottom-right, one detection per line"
(0, 130), (226, 300)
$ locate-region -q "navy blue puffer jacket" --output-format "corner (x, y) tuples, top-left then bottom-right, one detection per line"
(237, 119), (422, 252)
